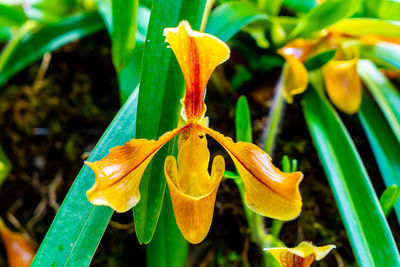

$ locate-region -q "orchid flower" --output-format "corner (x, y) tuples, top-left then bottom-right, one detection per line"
(278, 30), (399, 114)
(265, 242), (335, 267)
(85, 21), (303, 244)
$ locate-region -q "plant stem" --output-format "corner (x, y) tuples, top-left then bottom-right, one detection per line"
(200, 0), (215, 32)
(263, 78), (286, 155)
(0, 21), (37, 74)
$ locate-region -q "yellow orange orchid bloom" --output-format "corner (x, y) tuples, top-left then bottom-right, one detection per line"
(278, 27), (400, 115)
(0, 221), (36, 267)
(86, 21), (303, 244)
(265, 242), (335, 267)
(278, 34), (363, 114)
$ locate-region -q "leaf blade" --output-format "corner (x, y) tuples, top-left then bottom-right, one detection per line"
(205, 2), (270, 42)
(357, 59), (400, 143)
(31, 89), (139, 266)
(111, 0), (138, 72)
(302, 86), (400, 266)
(132, 0), (207, 244)
(358, 95), (400, 223)
(0, 12), (104, 87)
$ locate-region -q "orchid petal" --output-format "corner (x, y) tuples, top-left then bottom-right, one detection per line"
(86, 126), (186, 213)
(0, 223), (36, 267)
(164, 21), (230, 121)
(265, 242), (336, 267)
(322, 58), (362, 114)
(278, 39), (315, 103)
(197, 124), (303, 220)
(164, 128), (224, 244)
(280, 54), (309, 103)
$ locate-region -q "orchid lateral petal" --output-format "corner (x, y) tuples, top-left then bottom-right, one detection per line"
(280, 55), (309, 103)
(164, 21), (230, 121)
(278, 39), (315, 103)
(265, 242), (336, 267)
(164, 128), (225, 243)
(0, 224), (36, 267)
(86, 126), (186, 213)
(322, 58), (361, 114)
(197, 124), (303, 220)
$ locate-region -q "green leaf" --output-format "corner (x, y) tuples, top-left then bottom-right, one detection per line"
(95, 0), (112, 33)
(0, 12), (104, 88)
(31, 90), (139, 266)
(132, 0), (206, 244)
(361, 0), (382, 17)
(291, 0), (360, 38)
(332, 18), (400, 38)
(358, 95), (400, 222)
(146, 174), (188, 267)
(359, 42), (400, 70)
(0, 3), (26, 27)
(0, 26), (12, 41)
(223, 170), (240, 179)
(258, 0), (282, 16)
(282, 0), (316, 13)
(302, 86), (400, 266)
(357, 60), (400, 143)
(24, 0), (79, 23)
(0, 145), (12, 187)
(118, 6), (151, 103)
(377, 0), (400, 20)
(111, 0), (138, 72)
(304, 49), (336, 71)
(94, 0), (150, 103)
(235, 95), (253, 143)
(205, 2), (270, 42)
(379, 185), (400, 217)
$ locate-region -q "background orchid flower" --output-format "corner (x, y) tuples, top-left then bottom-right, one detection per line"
(85, 21), (303, 244)
(265, 241), (335, 267)
(278, 30), (399, 114)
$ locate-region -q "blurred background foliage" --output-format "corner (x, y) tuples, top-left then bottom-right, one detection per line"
(0, 0), (399, 266)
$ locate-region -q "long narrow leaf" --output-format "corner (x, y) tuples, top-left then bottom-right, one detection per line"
(357, 59), (400, 143)
(111, 0), (138, 72)
(332, 18), (400, 38)
(0, 3), (26, 27)
(380, 185), (400, 217)
(291, 0), (360, 38)
(0, 12), (104, 87)
(282, 0), (316, 13)
(302, 86), (399, 266)
(118, 6), (150, 103)
(235, 96), (253, 143)
(359, 42), (400, 70)
(205, 2), (270, 42)
(358, 95), (400, 223)
(132, 0), (206, 244)
(146, 173), (188, 267)
(31, 89), (139, 266)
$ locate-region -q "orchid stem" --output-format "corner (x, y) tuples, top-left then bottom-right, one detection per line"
(200, 0), (215, 32)
(0, 21), (37, 75)
(263, 78), (286, 155)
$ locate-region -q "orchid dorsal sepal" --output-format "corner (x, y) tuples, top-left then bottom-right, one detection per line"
(164, 21), (230, 122)
(265, 242), (336, 267)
